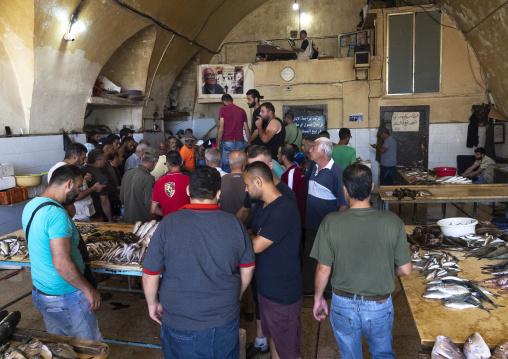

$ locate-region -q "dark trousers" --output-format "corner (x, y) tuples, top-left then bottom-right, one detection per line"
(303, 229), (331, 294)
(380, 165), (395, 186)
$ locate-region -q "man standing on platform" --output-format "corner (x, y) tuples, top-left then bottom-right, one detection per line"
(120, 152), (158, 223)
(217, 94), (250, 173)
(371, 129), (397, 185)
(151, 151), (190, 218)
(246, 89), (264, 137)
(303, 137), (348, 297)
(331, 128), (356, 170)
(283, 111), (302, 151)
(23, 165), (102, 341)
(311, 164), (412, 358)
(245, 161), (303, 359)
(143, 167), (255, 359)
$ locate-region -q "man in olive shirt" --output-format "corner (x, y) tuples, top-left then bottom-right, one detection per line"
(311, 164), (412, 358)
(283, 111), (302, 151)
(462, 147), (496, 184)
(120, 152), (158, 223)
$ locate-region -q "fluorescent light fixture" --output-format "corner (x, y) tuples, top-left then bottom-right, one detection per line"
(73, 20), (86, 33)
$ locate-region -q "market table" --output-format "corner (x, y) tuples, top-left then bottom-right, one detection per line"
(9, 327), (109, 358)
(379, 183), (508, 221)
(400, 225), (508, 349)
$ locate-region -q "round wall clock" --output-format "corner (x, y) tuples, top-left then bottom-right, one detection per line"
(281, 67), (295, 82)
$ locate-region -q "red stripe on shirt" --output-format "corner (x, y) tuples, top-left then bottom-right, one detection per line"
(238, 261), (255, 268)
(179, 204), (220, 211)
(143, 268), (163, 275)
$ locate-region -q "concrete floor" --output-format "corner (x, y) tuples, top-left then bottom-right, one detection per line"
(0, 199), (501, 358)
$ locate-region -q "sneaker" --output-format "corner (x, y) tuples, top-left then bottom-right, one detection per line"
(246, 343), (269, 359)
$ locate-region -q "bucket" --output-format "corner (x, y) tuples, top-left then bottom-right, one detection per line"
(491, 217), (508, 230)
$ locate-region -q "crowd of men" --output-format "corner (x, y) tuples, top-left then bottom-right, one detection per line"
(23, 89), (411, 359)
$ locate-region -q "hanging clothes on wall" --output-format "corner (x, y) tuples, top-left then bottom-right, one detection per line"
(484, 122), (496, 159)
(466, 113), (479, 148)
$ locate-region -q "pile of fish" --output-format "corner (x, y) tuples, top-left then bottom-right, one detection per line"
(436, 175), (473, 184)
(484, 275), (508, 293)
(408, 223), (507, 250)
(0, 311), (21, 350)
(431, 332), (506, 359)
(76, 223), (99, 236)
(422, 276), (501, 311)
(0, 338), (79, 359)
(412, 249), (462, 279)
(467, 242), (508, 260)
(391, 188), (433, 200)
(0, 236), (28, 260)
(90, 220), (159, 266)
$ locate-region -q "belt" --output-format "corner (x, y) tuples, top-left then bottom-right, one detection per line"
(33, 285), (58, 297)
(222, 139), (244, 142)
(333, 289), (390, 302)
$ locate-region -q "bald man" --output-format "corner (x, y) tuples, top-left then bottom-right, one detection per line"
(220, 151), (247, 215)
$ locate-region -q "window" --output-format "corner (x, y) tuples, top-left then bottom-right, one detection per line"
(387, 11), (441, 94)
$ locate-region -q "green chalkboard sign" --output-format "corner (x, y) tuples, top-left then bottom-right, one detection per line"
(282, 105), (327, 135)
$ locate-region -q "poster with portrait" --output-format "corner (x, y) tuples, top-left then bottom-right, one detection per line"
(198, 64), (248, 100)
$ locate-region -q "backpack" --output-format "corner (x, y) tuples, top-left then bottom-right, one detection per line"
(311, 41), (319, 59)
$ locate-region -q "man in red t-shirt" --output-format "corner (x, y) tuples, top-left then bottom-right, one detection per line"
(217, 94), (250, 173)
(151, 151), (190, 218)
(279, 143), (306, 225)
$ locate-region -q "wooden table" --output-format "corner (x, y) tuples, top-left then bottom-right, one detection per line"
(400, 225), (508, 349)
(10, 328), (109, 358)
(379, 183), (508, 221)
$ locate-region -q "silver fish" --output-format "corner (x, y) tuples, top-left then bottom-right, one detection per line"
(423, 291), (457, 300)
(443, 300), (479, 310)
(432, 335), (466, 359)
(428, 284), (470, 296)
(463, 332), (490, 359)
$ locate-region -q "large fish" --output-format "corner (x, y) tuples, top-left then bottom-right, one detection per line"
(491, 342), (508, 359)
(431, 335), (466, 359)
(463, 332), (490, 359)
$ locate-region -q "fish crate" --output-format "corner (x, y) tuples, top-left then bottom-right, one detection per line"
(0, 186), (28, 205)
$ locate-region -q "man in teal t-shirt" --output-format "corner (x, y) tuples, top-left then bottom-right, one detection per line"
(331, 128), (356, 170)
(22, 165), (102, 341)
(283, 111), (302, 151)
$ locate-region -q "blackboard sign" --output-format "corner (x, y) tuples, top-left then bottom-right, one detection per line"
(282, 105), (327, 135)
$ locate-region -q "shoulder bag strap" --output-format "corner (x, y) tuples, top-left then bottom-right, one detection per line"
(24, 202), (60, 243)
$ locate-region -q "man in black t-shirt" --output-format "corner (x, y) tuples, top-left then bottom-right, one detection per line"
(246, 89), (264, 137)
(249, 102), (286, 160)
(245, 161), (303, 359)
(81, 149), (112, 222)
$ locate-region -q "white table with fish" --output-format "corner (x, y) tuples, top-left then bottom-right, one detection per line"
(401, 225), (508, 350)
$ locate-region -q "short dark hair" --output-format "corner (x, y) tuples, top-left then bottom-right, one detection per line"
(339, 128), (351, 140)
(246, 145), (272, 161)
(107, 151), (119, 161)
(260, 102), (275, 115)
(87, 149), (104, 164)
(318, 130), (330, 139)
(164, 129), (173, 136)
(185, 128), (193, 134)
(221, 94), (233, 102)
(107, 134), (120, 142)
(245, 161), (273, 183)
(166, 150), (182, 167)
(280, 143), (296, 162)
(284, 111), (294, 121)
(303, 135), (317, 145)
(121, 136), (133, 146)
(88, 130), (100, 142)
(301, 30), (307, 36)
(246, 89), (263, 102)
(343, 164), (372, 201)
(49, 165), (82, 187)
(64, 143), (87, 160)
(474, 147), (485, 155)
(189, 167), (221, 200)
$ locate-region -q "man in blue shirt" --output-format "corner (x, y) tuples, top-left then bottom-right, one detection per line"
(371, 129), (397, 185)
(303, 137), (348, 297)
(22, 165), (102, 341)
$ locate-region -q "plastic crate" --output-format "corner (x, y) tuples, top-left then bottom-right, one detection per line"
(0, 186), (28, 205)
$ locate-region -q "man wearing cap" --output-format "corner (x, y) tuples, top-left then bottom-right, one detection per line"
(217, 94), (250, 173)
(371, 129), (397, 185)
(180, 134), (196, 171)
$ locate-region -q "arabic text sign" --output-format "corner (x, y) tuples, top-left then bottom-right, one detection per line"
(392, 112), (420, 132)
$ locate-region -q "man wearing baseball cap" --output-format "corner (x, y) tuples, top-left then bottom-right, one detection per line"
(181, 134), (197, 171)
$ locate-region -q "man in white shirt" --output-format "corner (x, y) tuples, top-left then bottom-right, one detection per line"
(205, 148), (227, 177)
(48, 143), (104, 221)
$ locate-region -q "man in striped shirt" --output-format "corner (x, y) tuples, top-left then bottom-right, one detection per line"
(303, 137), (348, 297)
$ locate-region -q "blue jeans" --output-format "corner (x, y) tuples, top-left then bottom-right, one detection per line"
(330, 293), (395, 359)
(160, 317), (239, 359)
(473, 174), (488, 184)
(32, 289), (102, 341)
(220, 141), (245, 173)
(380, 166), (395, 186)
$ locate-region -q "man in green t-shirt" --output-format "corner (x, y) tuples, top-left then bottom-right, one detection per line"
(331, 128), (356, 170)
(283, 111), (302, 151)
(310, 164), (412, 358)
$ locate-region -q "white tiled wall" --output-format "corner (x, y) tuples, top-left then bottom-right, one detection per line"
(428, 123), (486, 169)
(0, 134), (85, 236)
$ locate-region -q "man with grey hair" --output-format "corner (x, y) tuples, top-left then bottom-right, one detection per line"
(205, 148), (227, 177)
(120, 152), (158, 223)
(303, 137), (348, 297)
(125, 142), (147, 172)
